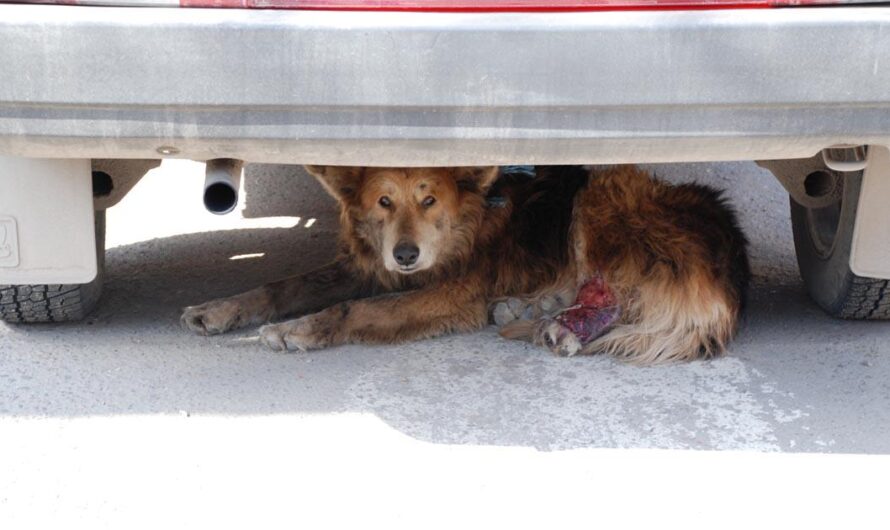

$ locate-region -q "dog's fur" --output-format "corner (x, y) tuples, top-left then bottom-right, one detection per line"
(181, 165), (749, 364)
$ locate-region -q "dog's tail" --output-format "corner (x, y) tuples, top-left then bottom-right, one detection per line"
(499, 288), (745, 365)
(499, 293), (739, 364)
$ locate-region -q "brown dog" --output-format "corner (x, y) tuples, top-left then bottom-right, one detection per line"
(181, 165), (749, 364)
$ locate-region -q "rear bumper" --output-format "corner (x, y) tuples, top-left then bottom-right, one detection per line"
(2, 5), (890, 165)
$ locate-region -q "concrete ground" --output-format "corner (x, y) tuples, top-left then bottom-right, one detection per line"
(2, 161), (889, 527)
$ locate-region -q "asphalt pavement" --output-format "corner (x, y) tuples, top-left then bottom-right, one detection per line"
(2, 161), (889, 528)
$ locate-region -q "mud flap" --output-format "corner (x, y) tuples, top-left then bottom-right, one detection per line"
(0, 157), (96, 284)
(850, 146), (890, 280)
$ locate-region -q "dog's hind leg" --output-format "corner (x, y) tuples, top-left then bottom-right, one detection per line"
(181, 259), (365, 336)
(499, 274), (621, 357)
(492, 276), (618, 355)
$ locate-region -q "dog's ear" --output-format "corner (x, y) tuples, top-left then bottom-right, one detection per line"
(304, 165), (363, 202)
(453, 166), (500, 194)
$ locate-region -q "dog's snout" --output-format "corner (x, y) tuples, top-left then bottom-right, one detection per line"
(393, 242), (420, 267)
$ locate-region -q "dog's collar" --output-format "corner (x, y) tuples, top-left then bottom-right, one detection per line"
(486, 165), (535, 208)
(486, 196), (508, 208)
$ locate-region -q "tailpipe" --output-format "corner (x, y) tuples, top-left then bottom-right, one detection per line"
(203, 158), (244, 215)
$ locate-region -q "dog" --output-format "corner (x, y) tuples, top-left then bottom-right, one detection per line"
(181, 165), (749, 364)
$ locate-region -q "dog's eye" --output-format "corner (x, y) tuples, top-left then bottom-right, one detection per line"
(378, 196), (392, 208)
(421, 196), (436, 208)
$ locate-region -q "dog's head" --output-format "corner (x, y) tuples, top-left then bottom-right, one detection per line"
(305, 166), (499, 275)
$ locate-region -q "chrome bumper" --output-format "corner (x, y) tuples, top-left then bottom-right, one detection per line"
(2, 5), (890, 165)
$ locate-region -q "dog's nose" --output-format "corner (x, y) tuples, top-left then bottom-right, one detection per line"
(393, 242), (420, 267)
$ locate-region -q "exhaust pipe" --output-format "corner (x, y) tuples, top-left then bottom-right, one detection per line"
(203, 158), (244, 215)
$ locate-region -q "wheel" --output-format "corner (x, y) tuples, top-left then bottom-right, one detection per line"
(790, 171), (890, 319)
(0, 210), (105, 323)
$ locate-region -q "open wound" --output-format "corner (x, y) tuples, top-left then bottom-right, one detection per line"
(554, 274), (620, 344)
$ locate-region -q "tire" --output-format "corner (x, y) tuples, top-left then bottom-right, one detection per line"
(0, 210), (105, 323)
(790, 171), (890, 319)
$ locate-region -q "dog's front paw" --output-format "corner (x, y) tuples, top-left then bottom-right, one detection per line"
(533, 318), (582, 357)
(259, 315), (331, 352)
(490, 294), (572, 326)
(490, 297), (530, 326)
(181, 299), (245, 336)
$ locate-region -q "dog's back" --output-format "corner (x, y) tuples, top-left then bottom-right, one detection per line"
(567, 165), (749, 362)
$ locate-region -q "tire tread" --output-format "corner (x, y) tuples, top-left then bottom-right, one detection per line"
(839, 277), (890, 320)
(0, 284), (91, 323)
